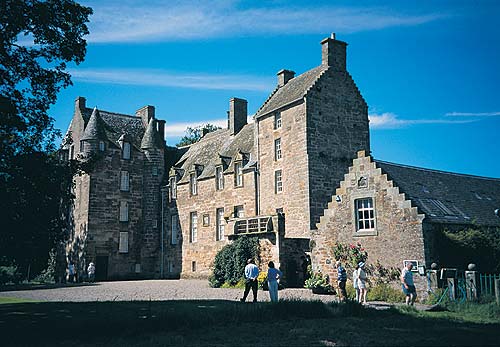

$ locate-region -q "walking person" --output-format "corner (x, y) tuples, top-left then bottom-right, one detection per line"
(240, 259), (259, 302)
(335, 260), (347, 301)
(356, 262), (368, 304)
(401, 262), (417, 305)
(87, 262), (95, 283)
(267, 261), (283, 302)
(68, 261), (76, 283)
(353, 264), (360, 302)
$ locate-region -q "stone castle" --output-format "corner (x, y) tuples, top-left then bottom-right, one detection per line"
(64, 35), (500, 288)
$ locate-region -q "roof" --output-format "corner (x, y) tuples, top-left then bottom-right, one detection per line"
(375, 160), (500, 227)
(81, 108), (106, 141)
(255, 65), (328, 118)
(175, 122), (256, 183)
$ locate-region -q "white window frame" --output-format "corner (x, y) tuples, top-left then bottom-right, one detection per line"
(215, 166), (224, 190)
(120, 171), (130, 191)
(234, 205), (244, 218)
(169, 176), (177, 200)
(190, 173), (198, 196)
(216, 208), (225, 241)
(119, 232), (129, 253)
(274, 138), (282, 160)
(275, 170), (283, 193)
(355, 198), (375, 232)
(171, 214), (178, 245)
(274, 112), (282, 129)
(234, 162), (243, 187)
(122, 142), (131, 160)
(119, 201), (129, 222)
(190, 212), (198, 243)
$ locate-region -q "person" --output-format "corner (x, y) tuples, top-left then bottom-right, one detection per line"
(335, 260), (347, 301)
(356, 262), (368, 304)
(401, 262), (417, 305)
(87, 262), (95, 283)
(68, 261), (76, 283)
(240, 258), (259, 302)
(353, 264), (360, 302)
(267, 261), (283, 302)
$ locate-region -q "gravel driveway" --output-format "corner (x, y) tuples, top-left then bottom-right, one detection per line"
(0, 280), (338, 303)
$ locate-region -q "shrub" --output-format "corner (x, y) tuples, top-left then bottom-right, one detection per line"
(0, 265), (21, 285)
(304, 266), (334, 294)
(257, 271), (268, 290)
(209, 236), (259, 288)
(367, 283), (406, 303)
(33, 249), (56, 284)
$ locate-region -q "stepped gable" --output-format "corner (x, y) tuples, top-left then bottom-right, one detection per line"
(375, 160), (500, 227)
(82, 107), (145, 149)
(175, 123), (256, 183)
(255, 65), (328, 118)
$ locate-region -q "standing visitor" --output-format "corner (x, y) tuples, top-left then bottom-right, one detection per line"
(401, 262), (417, 305)
(68, 261), (76, 283)
(267, 261), (283, 302)
(357, 262), (368, 304)
(335, 260), (347, 301)
(353, 264), (360, 302)
(240, 259), (259, 303)
(87, 262), (95, 283)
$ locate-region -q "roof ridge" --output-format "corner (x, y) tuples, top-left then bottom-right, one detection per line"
(374, 159), (500, 181)
(85, 107), (136, 119)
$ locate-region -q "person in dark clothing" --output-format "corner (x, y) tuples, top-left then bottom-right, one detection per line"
(240, 259), (259, 302)
(336, 260), (348, 301)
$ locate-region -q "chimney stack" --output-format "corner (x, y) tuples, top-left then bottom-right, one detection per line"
(136, 105), (155, 127)
(277, 69), (295, 87)
(75, 96), (86, 111)
(321, 33), (347, 71)
(228, 98), (247, 135)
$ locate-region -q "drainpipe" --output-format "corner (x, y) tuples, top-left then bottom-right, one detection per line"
(160, 186), (166, 278)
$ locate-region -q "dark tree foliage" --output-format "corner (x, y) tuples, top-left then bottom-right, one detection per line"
(0, 0), (92, 278)
(176, 123), (222, 147)
(209, 236), (259, 287)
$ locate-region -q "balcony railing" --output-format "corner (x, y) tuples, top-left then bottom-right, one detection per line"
(234, 216), (274, 235)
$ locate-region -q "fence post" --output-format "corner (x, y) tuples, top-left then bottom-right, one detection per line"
(495, 279), (500, 305)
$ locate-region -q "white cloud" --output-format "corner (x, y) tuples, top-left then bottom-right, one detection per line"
(81, 1), (445, 43)
(369, 112), (477, 129)
(445, 111), (500, 117)
(164, 116), (254, 137)
(68, 68), (273, 92)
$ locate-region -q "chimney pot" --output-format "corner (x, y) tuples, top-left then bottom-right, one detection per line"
(229, 98), (247, 135)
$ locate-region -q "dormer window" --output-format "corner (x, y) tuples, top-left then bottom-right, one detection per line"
(99, 141), (105, 151)
(122, 142), (131, 160)
(169, 176), (177, 200)
(190, 172), (198, 196)
(274, 112), (282, 129)
(215, 166), (224, 190)
(234, 162), (243, 187)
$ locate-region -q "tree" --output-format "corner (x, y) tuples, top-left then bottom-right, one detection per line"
(176, 123), (222, 147)
(0, 0), (92, 278)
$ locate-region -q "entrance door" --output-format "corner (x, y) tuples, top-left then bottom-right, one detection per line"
(95, 256), (108, 281)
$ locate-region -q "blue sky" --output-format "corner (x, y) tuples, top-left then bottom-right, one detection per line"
(48, 0), (500, 178)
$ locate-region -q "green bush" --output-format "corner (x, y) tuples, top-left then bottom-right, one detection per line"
(0, 265), (21, 285)
(366, 283), (406, 303)
(33, 249), (56, 284)
(304, 266), (334, 294)
(209, 236), (259, 288)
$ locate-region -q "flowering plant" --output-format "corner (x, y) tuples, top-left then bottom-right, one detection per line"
(333, 242), (368, 268)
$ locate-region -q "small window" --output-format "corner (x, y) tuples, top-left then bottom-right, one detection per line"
(216, 208), (225, 241)
(122, 142), (131, 160)
(215, 166), (224, 190)
(119, 201), (129, 222)
(234, 205), (244, 218)
(119, 232), (129, 253)
(169, 176), (177, 200)
(203, 214), (210, 227)
(99, 141), (105, 151)
(274, 138), (282, 160)
(69, 145), (75, 160)
(152, 166), (158, 176)
(152, 219), (158, 229)
(355, 198), (375, 231)
(171, 215), (178, 245)
(274, 112), (282, 129)
(275, 170), (283, 193)
(190, 212), (198, 243)
(190, 173), (198, 196)
(192, 261), (197, 272)
(79, 140), (84, 152)
(234, 162), (243, 187)
(120, 171), (130, 191)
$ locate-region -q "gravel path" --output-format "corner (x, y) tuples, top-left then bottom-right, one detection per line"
(0, 279), (338, 303)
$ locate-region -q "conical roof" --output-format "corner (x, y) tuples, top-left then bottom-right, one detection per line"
(140, 118), (161, 149)
(81, 107), (106, 141)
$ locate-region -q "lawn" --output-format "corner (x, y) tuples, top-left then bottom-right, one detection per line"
(0, 298), (498, 346)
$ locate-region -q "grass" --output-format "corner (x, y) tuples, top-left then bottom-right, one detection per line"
(0, 297), (39, 304)
(0, 299), (498, 346)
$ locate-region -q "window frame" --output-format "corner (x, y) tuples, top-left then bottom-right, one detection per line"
(99, 140), (105, 151)
(353, 197), (377, 236)
(120, 171), (130, 191)
(169, 176), (177, 200)
(215, 166), (224, 190)
(171, 214), (178, 245)
(274, 138), (282, 160)
(190, 212), (198, 243)
(119, 201), (129, 222)
(275, 170), (283, 194)
(274, 111), (282, 129)
(190, 172), (198, 196)
(119, 232), (129, 253)
(216, 207), (225, 241)
(122, 142), (131, 160)
(234, 161), (243, 187)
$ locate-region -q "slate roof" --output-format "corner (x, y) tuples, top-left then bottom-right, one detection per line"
(375, 160), (500, 227)
(81, 108), (106, 141)
(255, 65), (328, 118)
(82, 108), (145, 149)
(141, 118), (162, 149)
(175, 122), (256, 183)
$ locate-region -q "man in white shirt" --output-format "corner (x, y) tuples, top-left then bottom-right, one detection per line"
(240, 258), (259, 302)
(401, 262), (417, 305)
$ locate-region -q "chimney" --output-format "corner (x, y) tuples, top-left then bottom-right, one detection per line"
(135, 105), (155, 127)
(321, 33), (347, 71)
(75, 96), (86, 111)
(277, 69), (295, 87)
(228, 98), (247, 135)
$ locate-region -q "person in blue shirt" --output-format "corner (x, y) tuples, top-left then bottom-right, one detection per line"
(267, 261), (283, 302)
(240, 258), (259, 302)
(336, 260), (347, 301)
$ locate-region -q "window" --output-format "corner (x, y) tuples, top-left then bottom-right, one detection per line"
(203, 214), (210, 226)
(99, 141), (105, 151)
(192, 261), (197, 272)
(234, 205), (244, 218)
(190, 212), (198, 243)
(171, 215), (178, 245)
(69, 145), (74, 160)
(355, 198), (375, 231)
(122, 142), (131, 159)
(215, 166), (224, 190)
(234, 162), (243, 187)
(275, 170), (283, 193)
(216, 208), (225, 241)
(152, 166), (158, 176)
(119, 201), (129, 222)
(169, 176), (177, 200)
(120, 171), (129, 191)
(119, 232), (129, 253)
(274, 112), (282, 129)
(152, 219), (158, 229)
(274, 138), (282, 160)
(79, 140), (84, 152)
(190, 173), (198, 195)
